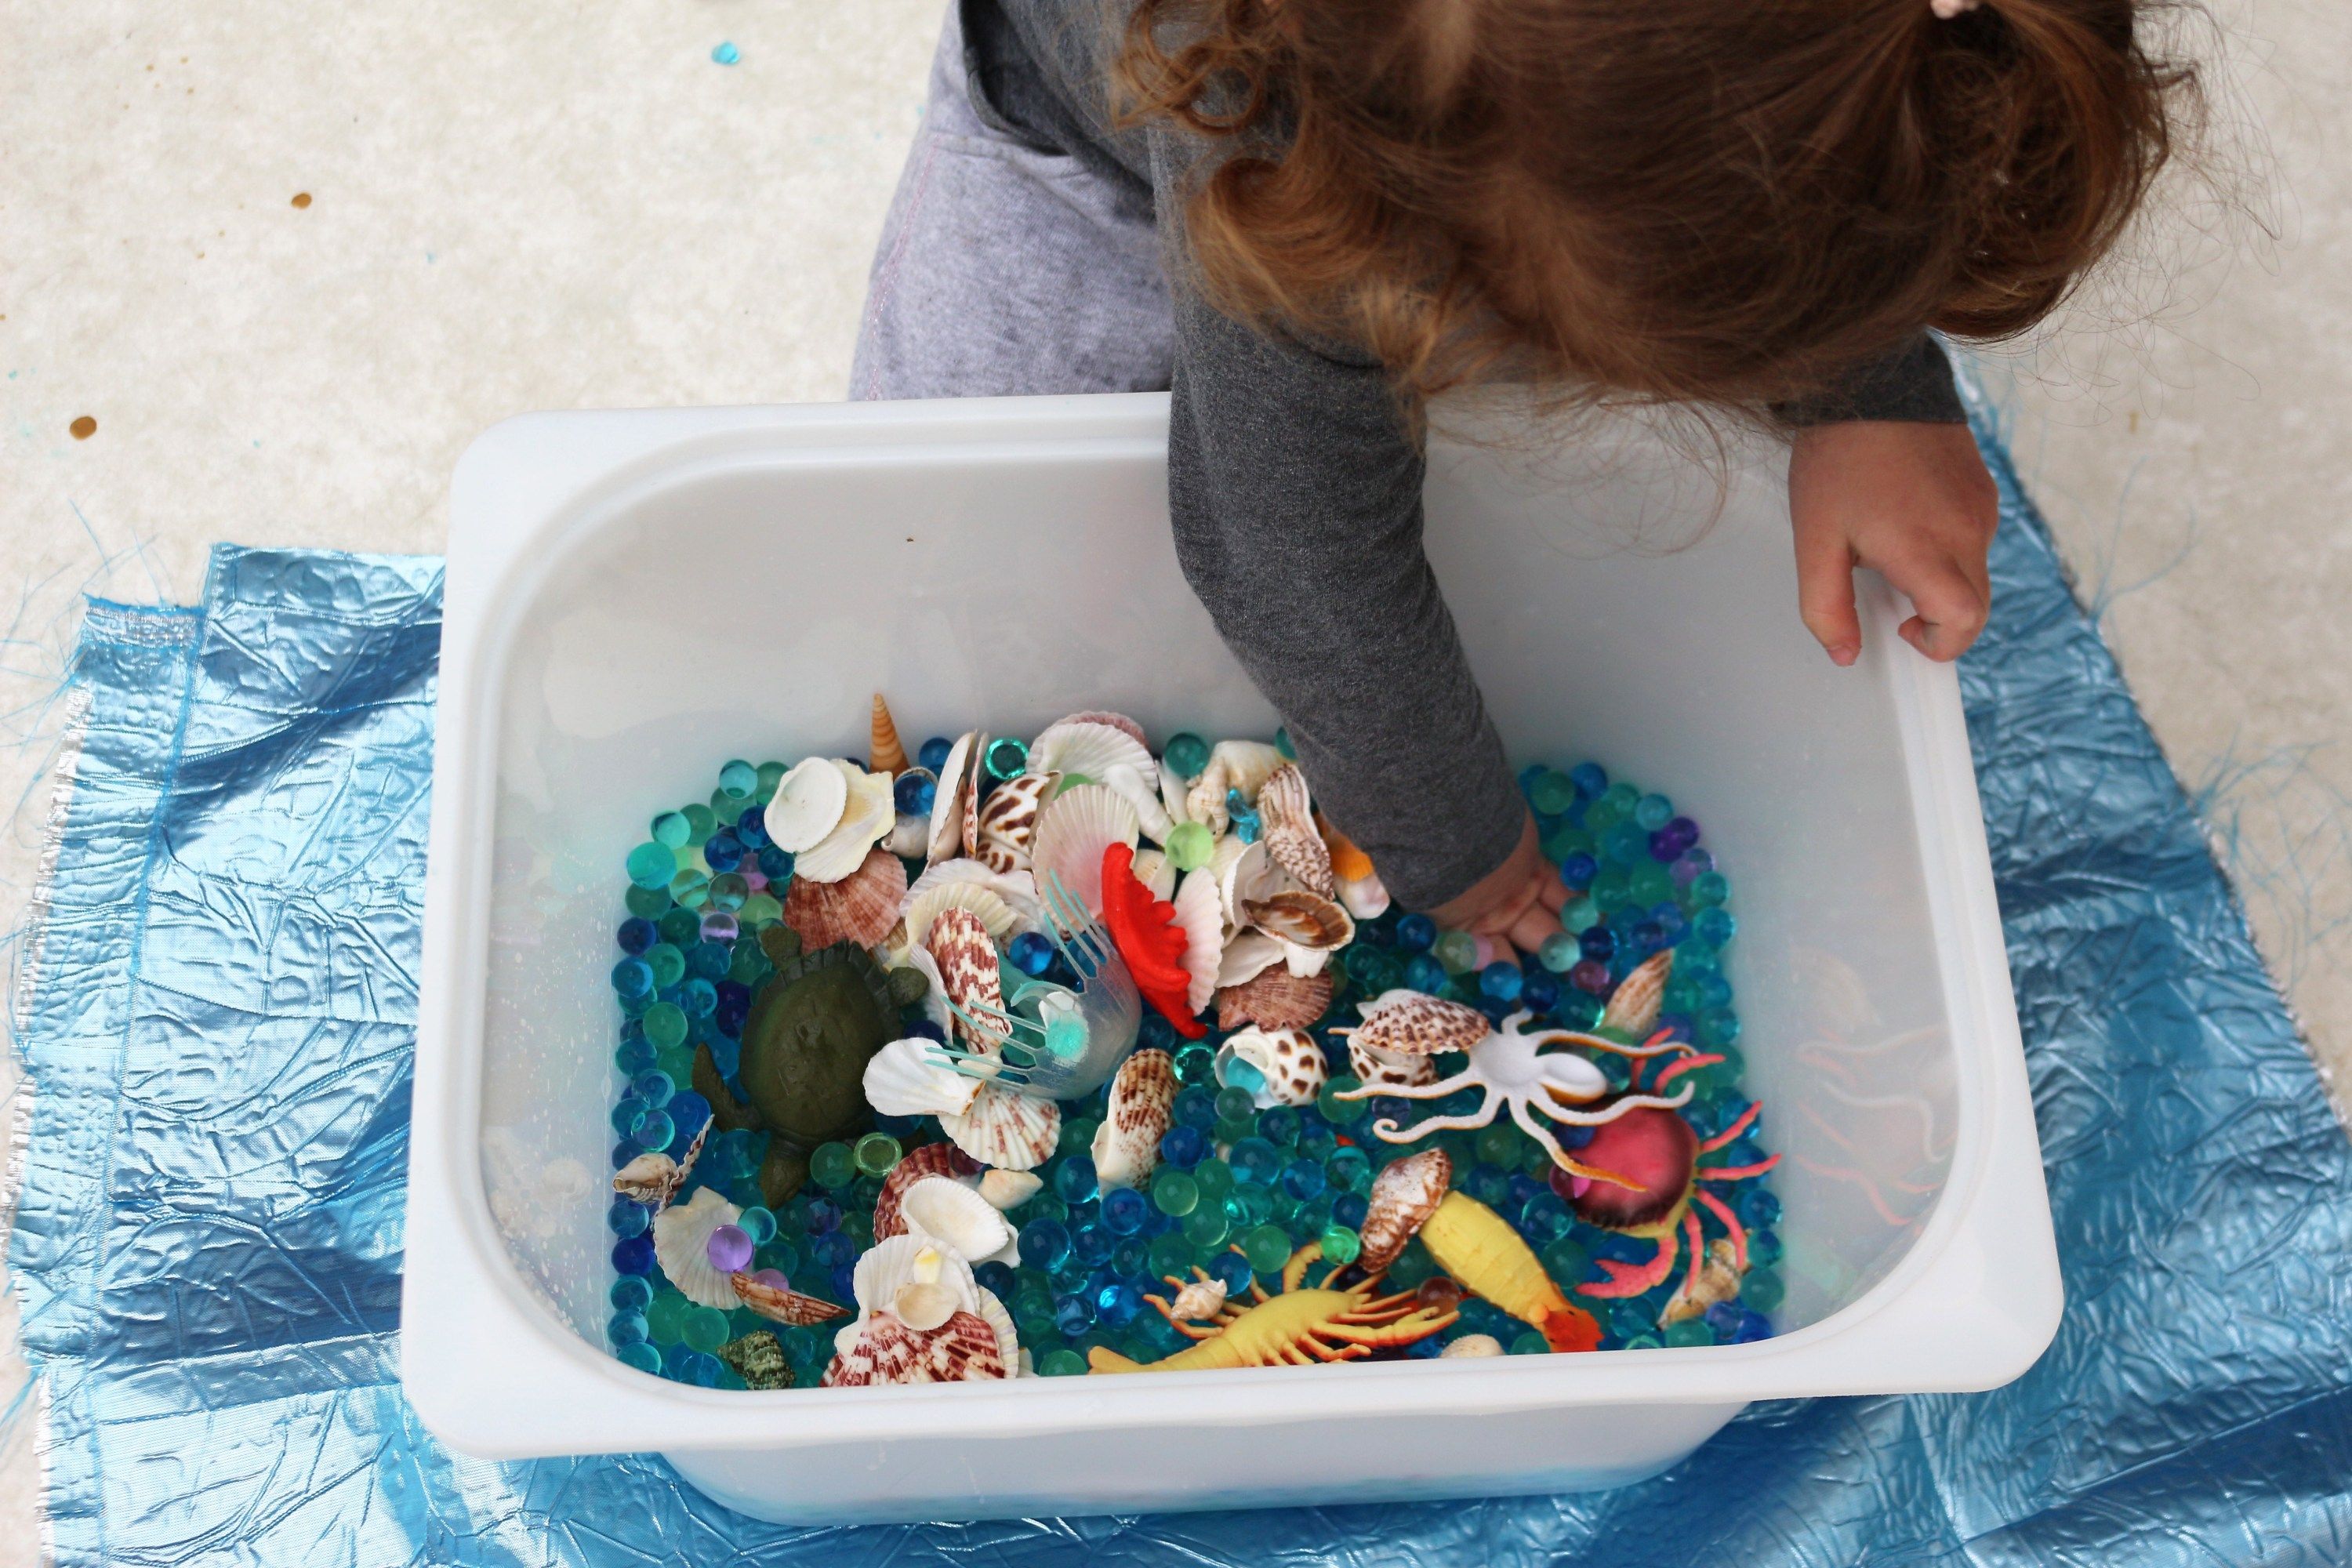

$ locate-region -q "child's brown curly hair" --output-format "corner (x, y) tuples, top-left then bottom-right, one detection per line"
(1115, 0), (2197, 411)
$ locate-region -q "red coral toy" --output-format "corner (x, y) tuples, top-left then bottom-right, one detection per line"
(1098, 842), (1207, 1039)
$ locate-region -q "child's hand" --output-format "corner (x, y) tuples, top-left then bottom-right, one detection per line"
(1428, 815), (1568, 960)
(1788, 422), (2000, 666)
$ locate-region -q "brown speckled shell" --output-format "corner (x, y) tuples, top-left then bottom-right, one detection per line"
(820, 1308), (1007, 1386)
(1242, 889), (1355, 950)
(783, 845), (909, 953)
(1602, 949), (1674, 1038)
(926, 906), (1004, 1050)
(1346, 993), (1489, 1058)
(1348, 1038), (1438, 1090)
(872, 1142), (965, 1240)
(1242, 1028), (1328, 1107)
(1094, 1048), (1177, 1187)
(973, 771), (1051, 875)
(1256, 764), (1335, 898)
(1359, 1148), (1452, 1272)
(731, 1272), (851, 1327)
(1216, 967), (1334, 1032)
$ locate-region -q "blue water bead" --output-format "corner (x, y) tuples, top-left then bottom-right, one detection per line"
(615, 1027), (656, 1075)
(1738, 1186), (1782, 1227)
(609, 1097), (645, 1135)
(1693, 907), (1737, 949)
(1570, 761), (1609, 798)
(1690, 869), (1730, 907)
(611, 1235), (655, 1276)
(610, 1138), (644, 1169)
(1697, 971), (1734, 1011)
(1280, 1158), (1327, 1201)
(1174, 1086), (1218, 1129)
(733, 805), (770, 848)
(608, 1197), (649, 1238)
(668, 1092), (712, 1137)
(1072, 1215), (1117, 1265)
(829, 1262), (858, 1302)
(617, 917), (657, 956)
(1112, 1237), (1151, 1276)
(1559, 852), (1599, 889)
(1054, 1293), (1097, 1336)
(1479, 961), (1524, 1005)
(610, 1276), (654, 1314)
(1521, 970), (1562, 1013)
(804, 1197), (842, 1234)
(1404, 953), (1450, 993)
(1651, 903), (1690, 945)
(630, 1069), (674, 1111)
(611, 958), (655, 1003)
(1601, 822), (1649, 866)
(756, 844), (793, 880)
(1095, 1279), (1145, 1330)
(713, 982), (751, 1036)
(917, 735), (953, 771)
(974, 1261), (1017, 1301)
(1021, 1219), (1073, 1270)
(1008, 931), (1057, 978)
(680, 978), (717, 1020)
(1139, 1012), (1179, 1053)
(706, 829), (743, 868)
(1731, 1308), (1773, 1343)
(1632, 920), (1668, 953)
(1395, 913), (1437, 952)
(1054, 1156), (1099, 1205)
(1102, 1187), (1150, 1236)
(1332, 1191), (1369, 1229)
(661, 1344), (700, 1381)
(1229, 1137), (1282, 1185)
(1210, 1250), (1256, 1294)
(1159, 1123), (1207, 1169)
(1258, 1105), (1300, 1148)
(1579, 926), (1616, 963)
(686, 940), (729, 981)
(630, 1108), (674, 1151)
(892, 771), (937, 817)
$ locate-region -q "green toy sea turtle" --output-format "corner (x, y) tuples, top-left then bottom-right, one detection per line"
(695, 942), (896, 1204)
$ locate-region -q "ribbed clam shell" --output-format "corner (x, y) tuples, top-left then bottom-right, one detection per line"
(1243, 889), (1356, 952)
(851, 1232), (981, 1320)
(731, 1271), (851, 1326)
(926, 731), (982, 862)
(975, 1287), (1022, 1372)
(1602, 949), (1675, 1037)
(974, 771), (1053, 874)
(1029, 720), (1156, 793)
(1030, 783), (1139, 915)
(1091, 1048), (1176, 1189)
(1045, 710), (1148, 747)
(1215, 967), (1334, 1033)
(1217, 1026), (1327, 1109)
(651, 1187), (745, 1308)
(1257, 764), (1334, 897)
(1358, 1149), (1451, 1273)
(927, 906), (1005, 1051)
(1172, 868), (1224, 1013)
(1130, 847), (1178, 903)
(763, 755), (849, 854)
(869, 693), (909, 775)
(822, 1308), (1008, 1386)
(783, 844), (906, 950)
(1217, 929), (1285, 989)
(1439, 1334), (1505, 1359)
(899, 1175), (1016, 1264)
(871, 1142), (966, 1239)
(1347, 989), (1490, 1057)
(795, 764), (898, 884)
(938, 1079), (1061, 1171)
(863, 1036), (982, 1121)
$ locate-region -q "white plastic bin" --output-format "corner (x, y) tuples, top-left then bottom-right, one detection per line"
(405, 393), (2060, 1525)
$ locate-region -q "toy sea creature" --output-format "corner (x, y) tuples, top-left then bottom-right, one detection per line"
(1568, 1088), (1780, 1302)
(611, 1115), (710, 1211)
(1098, 842), (1207, 1038)
(782, 844), (906, 951)
(1214, 1025), (1327, 1109)
(696, 944), (898, 1204)
(1092, 1047), (1177, 1189)
(1356, 1147), (1451, 1273)
(1334, 995), (1697, 1180)
(1418, 1192), (1602, 1352)
(1087, 1243), (1457, 1373)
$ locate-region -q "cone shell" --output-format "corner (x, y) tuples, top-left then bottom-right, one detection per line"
(1030, 783), (1140, 915)
(899, 1175), (1016, 1265)
(731, 1271), (851, 1327)
(869, 694), (909, 775)
(1347, 989), (1490, 1057)
(795, 764), (898, 884)
(1091, 1047), (1176, 1189)
(764, 755), (850, 854)
(863, 1036), (982, 1120)
(783, 845), (906, 950)
(938, 1079), (1061, 1171)
(974, 771), (1053, 875)
(1359, 1148), (1451, 1272)
(1257, 764), (1334, 898)
(1029, 720), (1156, 793)
(1217, 1026), (1328, 1108)
(1216, 967), (1333, 1032)
(1172, 868), (1224, 1013)
(1243, 889), (1356, 952)
(1602, 949), (1675, 1037)
(872, 1142), (966, 1239)
(927, 906), (1005, 1051)
(927, 731), (982, 862)
(821, 1308), (1007, 1386)
(651, 1187), (745, 1308)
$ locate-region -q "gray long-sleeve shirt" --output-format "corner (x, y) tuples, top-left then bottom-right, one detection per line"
(960, 0), (1964, 909)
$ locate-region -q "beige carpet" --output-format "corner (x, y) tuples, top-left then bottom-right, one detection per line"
(0, 0), (2343, 1556)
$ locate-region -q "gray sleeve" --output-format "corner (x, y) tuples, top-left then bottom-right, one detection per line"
(1773, 334), (1966, 426)
(1154, 155), (1526, 912)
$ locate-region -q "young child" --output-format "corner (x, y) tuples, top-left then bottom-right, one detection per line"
(851, 0), (2186, 953)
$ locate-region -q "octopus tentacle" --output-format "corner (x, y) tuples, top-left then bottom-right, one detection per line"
(1370, 1086), (1502, 1144)
(1334, 1064), (1483, 1103)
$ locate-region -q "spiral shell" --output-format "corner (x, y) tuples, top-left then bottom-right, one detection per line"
(1359, 1148), (1452, 1273)
(1216, 1026), (1328, 1109)
(869, 693), (909, 775)
(974, 771), (1053, 875)
(1602, 949), (1675, 1038)
(1091, 1048), (1177, 1189)
(1256, 764), (1334, 898)
(782, 844), (907, 951)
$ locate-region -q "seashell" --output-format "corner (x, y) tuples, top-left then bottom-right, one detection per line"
(1319, 815), (1376, 884)
(852, 1232), (981, 1322)
(1029, 783), (1140, 915)
(1350, 1036), (1439, 1091)
(1602, 949), (1675, 1038)
(1216, 1026), (1328, 1109)
(1338, 869), (1392, 920)
(887, 812), (931, 858)
(927, 731), (982, 862)
(651, 1187), (746, 1308)
(1217, 929), (1287, 989)
(869, 694), (909, 775)
(1439, 1334), (1505, 1359)
(1130, 847), (1178, 903)
(872, 1142), (966, 1239)
(1215, 967), (1334, 1032)
(1171, 869), (1225, 1013)
(1167, 1277), (1229, 1322)
(1158, 764), (1193, 830)
(1091, 1048), (1177, 1189)
(975, 1287), (1021, 1372)
(974, 771), (1053, 875)
(900, 1175), (1017, 1265)
(899, 942), (953, 1034)
(1101, 763), (1173, 841)
(795, 764), (898, 884)
(1186, 756), (1231, 835)
(1029, 720), (1157, 794)
(1278, 940), (1333, 980)
(1185, 741), (1283, 829)
(612, 1114), (709, 1211)
(1243, 889), (1356, 952)
(1345, 989), (1491, 1057)
(783, 844), (906, 950)
(731, 1270), (851, 1327)
(893, 877), (1019, 962)
(977, 1168), (1042, 1210)
(938, 1079), (1061, 1171)
(864, 1036), (982, 1121)
(1216, 837), (1279, 928)
(1044, 710), (1148, 748)
(1661, 1238), (1744, 1328)
(927, 906), (1005, 1051)
(764, 756), (850, 854)
(821, 1308), (1007, 1387)
(1256, 764), (1335, 898)
(717, 1327), (795, 1388)
(1358, 1148), (1452, 1272)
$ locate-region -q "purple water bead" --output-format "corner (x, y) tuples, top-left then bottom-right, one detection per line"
(706, 1223), (755, 1273)
(1671, 848), (1715, 888)
(1569, 958), (1613, 996)
(746, 1265), (791, 1294)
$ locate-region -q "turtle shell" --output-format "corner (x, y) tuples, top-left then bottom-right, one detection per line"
(738, 944), (898, 1146)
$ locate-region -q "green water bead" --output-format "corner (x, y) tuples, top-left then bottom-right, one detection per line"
(1621, 1334), (1663, 1351)
(1739, 1267), (1785, 1313)
(1152, 1170), (1200, 1218)
(1630, 864), (1675, 908)
(1690, 870), (1730, 907)
(642, 1004), (688, 1052)
(1148, 1232), (1193, 1279)
(1590, 867), (1632, 909)
(1174, 1043), (1218, 1085)
(1163, 732), (1212, 781)
(1058, 1116), (1101, 1160)
(1192, 1159), (1236, 1203)
(1562, 896), (1602, 935)
(1662, 1319), (1714, 1348)
(1214, 1086), (1258, 1123)
(681, 803), (717, 848)
(1164, 821), (1214, 872)
(644, 1289), (692, 1345)
(756, 760), (787, 801)
(854, 1133), (902, 1177)
(659, 906), (702, 946)
(645, 944), (687, 989)
(1318, 1225), (1362, 1265)
(681, 1305), (731, 1352)
(1476, 1124), (1527, 1170)
(727, 943), (772, 988)
(623, 884), (671, 920)
(1433, 930), (1480, 975)
(1527, 768), (1578, 818)
(1212, 1119), (1258, 1149)
(738, 891), (783, 929)
(626, 842), (677, 889)
(1316, 1076), (1367, 1125)
(1039, 1348), (1089, 1377)
(717, 759), (758, 798)
(1509, 1331), (1550, 1356)
(1384, 1238), (1435, 1288)
(1540, 1238), (1591, 1285)
(1181, 1206), (1230, 1252)
(669, 869), (710, 910)
(1242, 1224), (1294, 1276)
(809, 1142), (858, 1189)
(1600, 782), (1639, 816)
(982, 736), (1029, 782)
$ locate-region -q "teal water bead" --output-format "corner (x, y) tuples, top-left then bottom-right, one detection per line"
(1583, 796), (1623, 833)
(615, 1341), (663, 1374)
(1319, 1225), (1362, 1265)
(1242, 1224), (1293, 1276)
(1562, 896), (1602, 935)
(1214, 1086), (1258, 1123)
(1633, 793), (1674, 831)
(626, 842), (677, 889)
(709, 873), (750, 913)
(1148, 1232), (1192, 1279)
(1540, 1237), (1591, 1285)
(1433, 930), (1479, 975)
(1316, 1076), (1367, 1126)
(1698, 1008), (1741, 1049)
(1740, 1267), (1785, 1313)
(1602, 822), (1649, 866)
(1039, 1348), (1089, 1377)
(809, 1142), (858, 1189)
(645, 944), (687, 989)
(641, 1003), (688, 1052)
(1220, 1055), (1267, 1097)
(1326, 1145), (1371, 1193)
(1589, 866), (1632, 909)
(1192, 1159), (1236, 1204)
(658, 906), (702, 947)
(1475, 1123), (1526, 1170)
(681, 1306), (731, 1352)
(854, 1132), (901, 1177)
(1212, 1116), (1257, 1148)
(630, 1108), (674, 1151)
(1537, 933), (1581, 974)
(1058, 1116), (1101, 1160)
(1662, 1319), (1714, 1348)
(1182, 1205), (1230, 1252)
(623, 883), (671, 920)
(1527, 768), (1578, 817)
(1748, 1229), (1784, 1267)
(739, 1206), (777, 1245)
(1225, 1185), (1274, 1228)
(651, 811), (691, 848)
(1163, 732), (1212, 781)
(1621, 1334), (1663, 1351)
(717, 759), (758, 798)
(1690, 870), (1730, 907)
(681, 803), (717, 847)
(1629, 863), (1675, 908)
(983, 736), (1029, 782)
(1174, 1043), (1218, 1085)
(669, 868), (710, 909)
(756, 760), (787, 800)
(1258, 1105), (1300, 1148)
(1601, 782), (1639, 816)
(644, 1288), (692, 1345)
(1230, 1136), (1282, 1185)
(1509, 1330), (1551, 1356)
(1153, 1170), (1200, 1218)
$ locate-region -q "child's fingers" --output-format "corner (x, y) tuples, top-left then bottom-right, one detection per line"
(1791, 510), (1862, 666)
(1884, 550), (1990, 662)
(1506, 902), (1565, 957)
(1537, 877), (1569, 915)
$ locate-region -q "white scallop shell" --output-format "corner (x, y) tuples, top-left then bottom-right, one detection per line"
(1440, 1334), (1505, 1359)
(795, 763), (898, 884)
(651, 1187), (744, 1309)
(763, 756), (849, 854)
(1029, 720), (1157, 793)
(1130, 847), (1178, 903)
(1044, 710), (1149, 746)
(897, 879), (1018, 958)
(1218, 837), (1280, 928)
(851, 1232), (981, 1323)
(938, 1079), (1061, 1171)
(976, 1287), (1022, 1374)
(899, 1175), (1017, 1266)
(1102, 762), (1174, 842)
(904, 857), (1047, 933)
(1029, 783), (1140, 915)
(927, 731), (982, 862)
(1218, 1025), (1329, 1109)
(1217, 929), (1287, 989)
(862, 1036), (982, 1119)
(1172, 868), (1225, 1013)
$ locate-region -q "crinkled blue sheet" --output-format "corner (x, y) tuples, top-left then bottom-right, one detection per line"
(10, 418), (2352, 1566)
